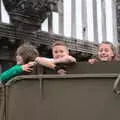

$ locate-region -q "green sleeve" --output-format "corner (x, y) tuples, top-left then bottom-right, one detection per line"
(0, 64), (23, 83)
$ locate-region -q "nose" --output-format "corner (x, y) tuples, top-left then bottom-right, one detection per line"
(101, 51), (106, 55)
(56, 54), (61, 58)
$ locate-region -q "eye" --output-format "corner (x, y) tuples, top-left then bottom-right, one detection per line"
(104, 49), (109, 52)
(54, 50), (58, 54)
(60, 50), (64, 53)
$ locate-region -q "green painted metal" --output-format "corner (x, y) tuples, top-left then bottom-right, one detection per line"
(1, 62), (120, 120)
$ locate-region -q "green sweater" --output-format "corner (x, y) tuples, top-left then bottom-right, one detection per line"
(0, 64), (23, 83)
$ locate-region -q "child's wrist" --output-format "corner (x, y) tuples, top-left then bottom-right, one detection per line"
(53, 59), (59, 64)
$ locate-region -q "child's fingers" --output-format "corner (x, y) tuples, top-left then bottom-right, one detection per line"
(35, 57), (39, 62)
(70, 56), (76, 62)
(65, 56), (76, 62)
(35, 57), (41, 63)
(25, 68), (33, 72)
(88, 59), (97, 64)
(57, 69), (67, 75)
(28, 61), (37, 67)
(22, 64), (33, 72)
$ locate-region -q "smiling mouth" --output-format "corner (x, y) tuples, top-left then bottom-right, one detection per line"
(102, 56), (108, 57)
(102, 56), (108, 58)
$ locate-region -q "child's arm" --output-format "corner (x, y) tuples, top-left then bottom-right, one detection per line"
(35, 57), (56, 69)
(0, 64), (32, 83)
(53, 56), (76, 64)
(35, 56), (76, 69)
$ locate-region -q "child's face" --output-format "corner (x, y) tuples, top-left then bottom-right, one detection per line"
(16, 55), (24, 65)
(52, 45), (69, 59)
(98, 44), (114, 61)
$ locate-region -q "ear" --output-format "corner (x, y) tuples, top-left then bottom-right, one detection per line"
(111, 51), (114, 57)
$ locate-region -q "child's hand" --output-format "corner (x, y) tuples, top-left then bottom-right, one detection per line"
(88, 58), (98, 64)
(57, 69), (67, 75)
(22, 64), (32, 72)
(28, 61), (37, 67)
(35, 57), (44, 64)
(67, 56), (76, 62)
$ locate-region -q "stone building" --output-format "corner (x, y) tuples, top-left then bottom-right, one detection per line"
(0, 0), (119, 72)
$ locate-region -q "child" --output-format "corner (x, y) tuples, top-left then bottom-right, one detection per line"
(0, 43), (39, 83)
(35, 41), (76, 74)
(88, 41), (116, 64)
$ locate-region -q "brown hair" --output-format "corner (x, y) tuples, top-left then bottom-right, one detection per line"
(16, 43), (39, 64)
(52, 41), (67, 48)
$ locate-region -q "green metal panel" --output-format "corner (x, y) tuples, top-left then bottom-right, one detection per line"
(5, 74), (120, 120)
(3, 62), (120, 120)
(45, 61), (120, 74)
(0, 85), (5, 120)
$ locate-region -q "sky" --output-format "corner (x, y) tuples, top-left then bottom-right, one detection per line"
(1, 0), (114, 43)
